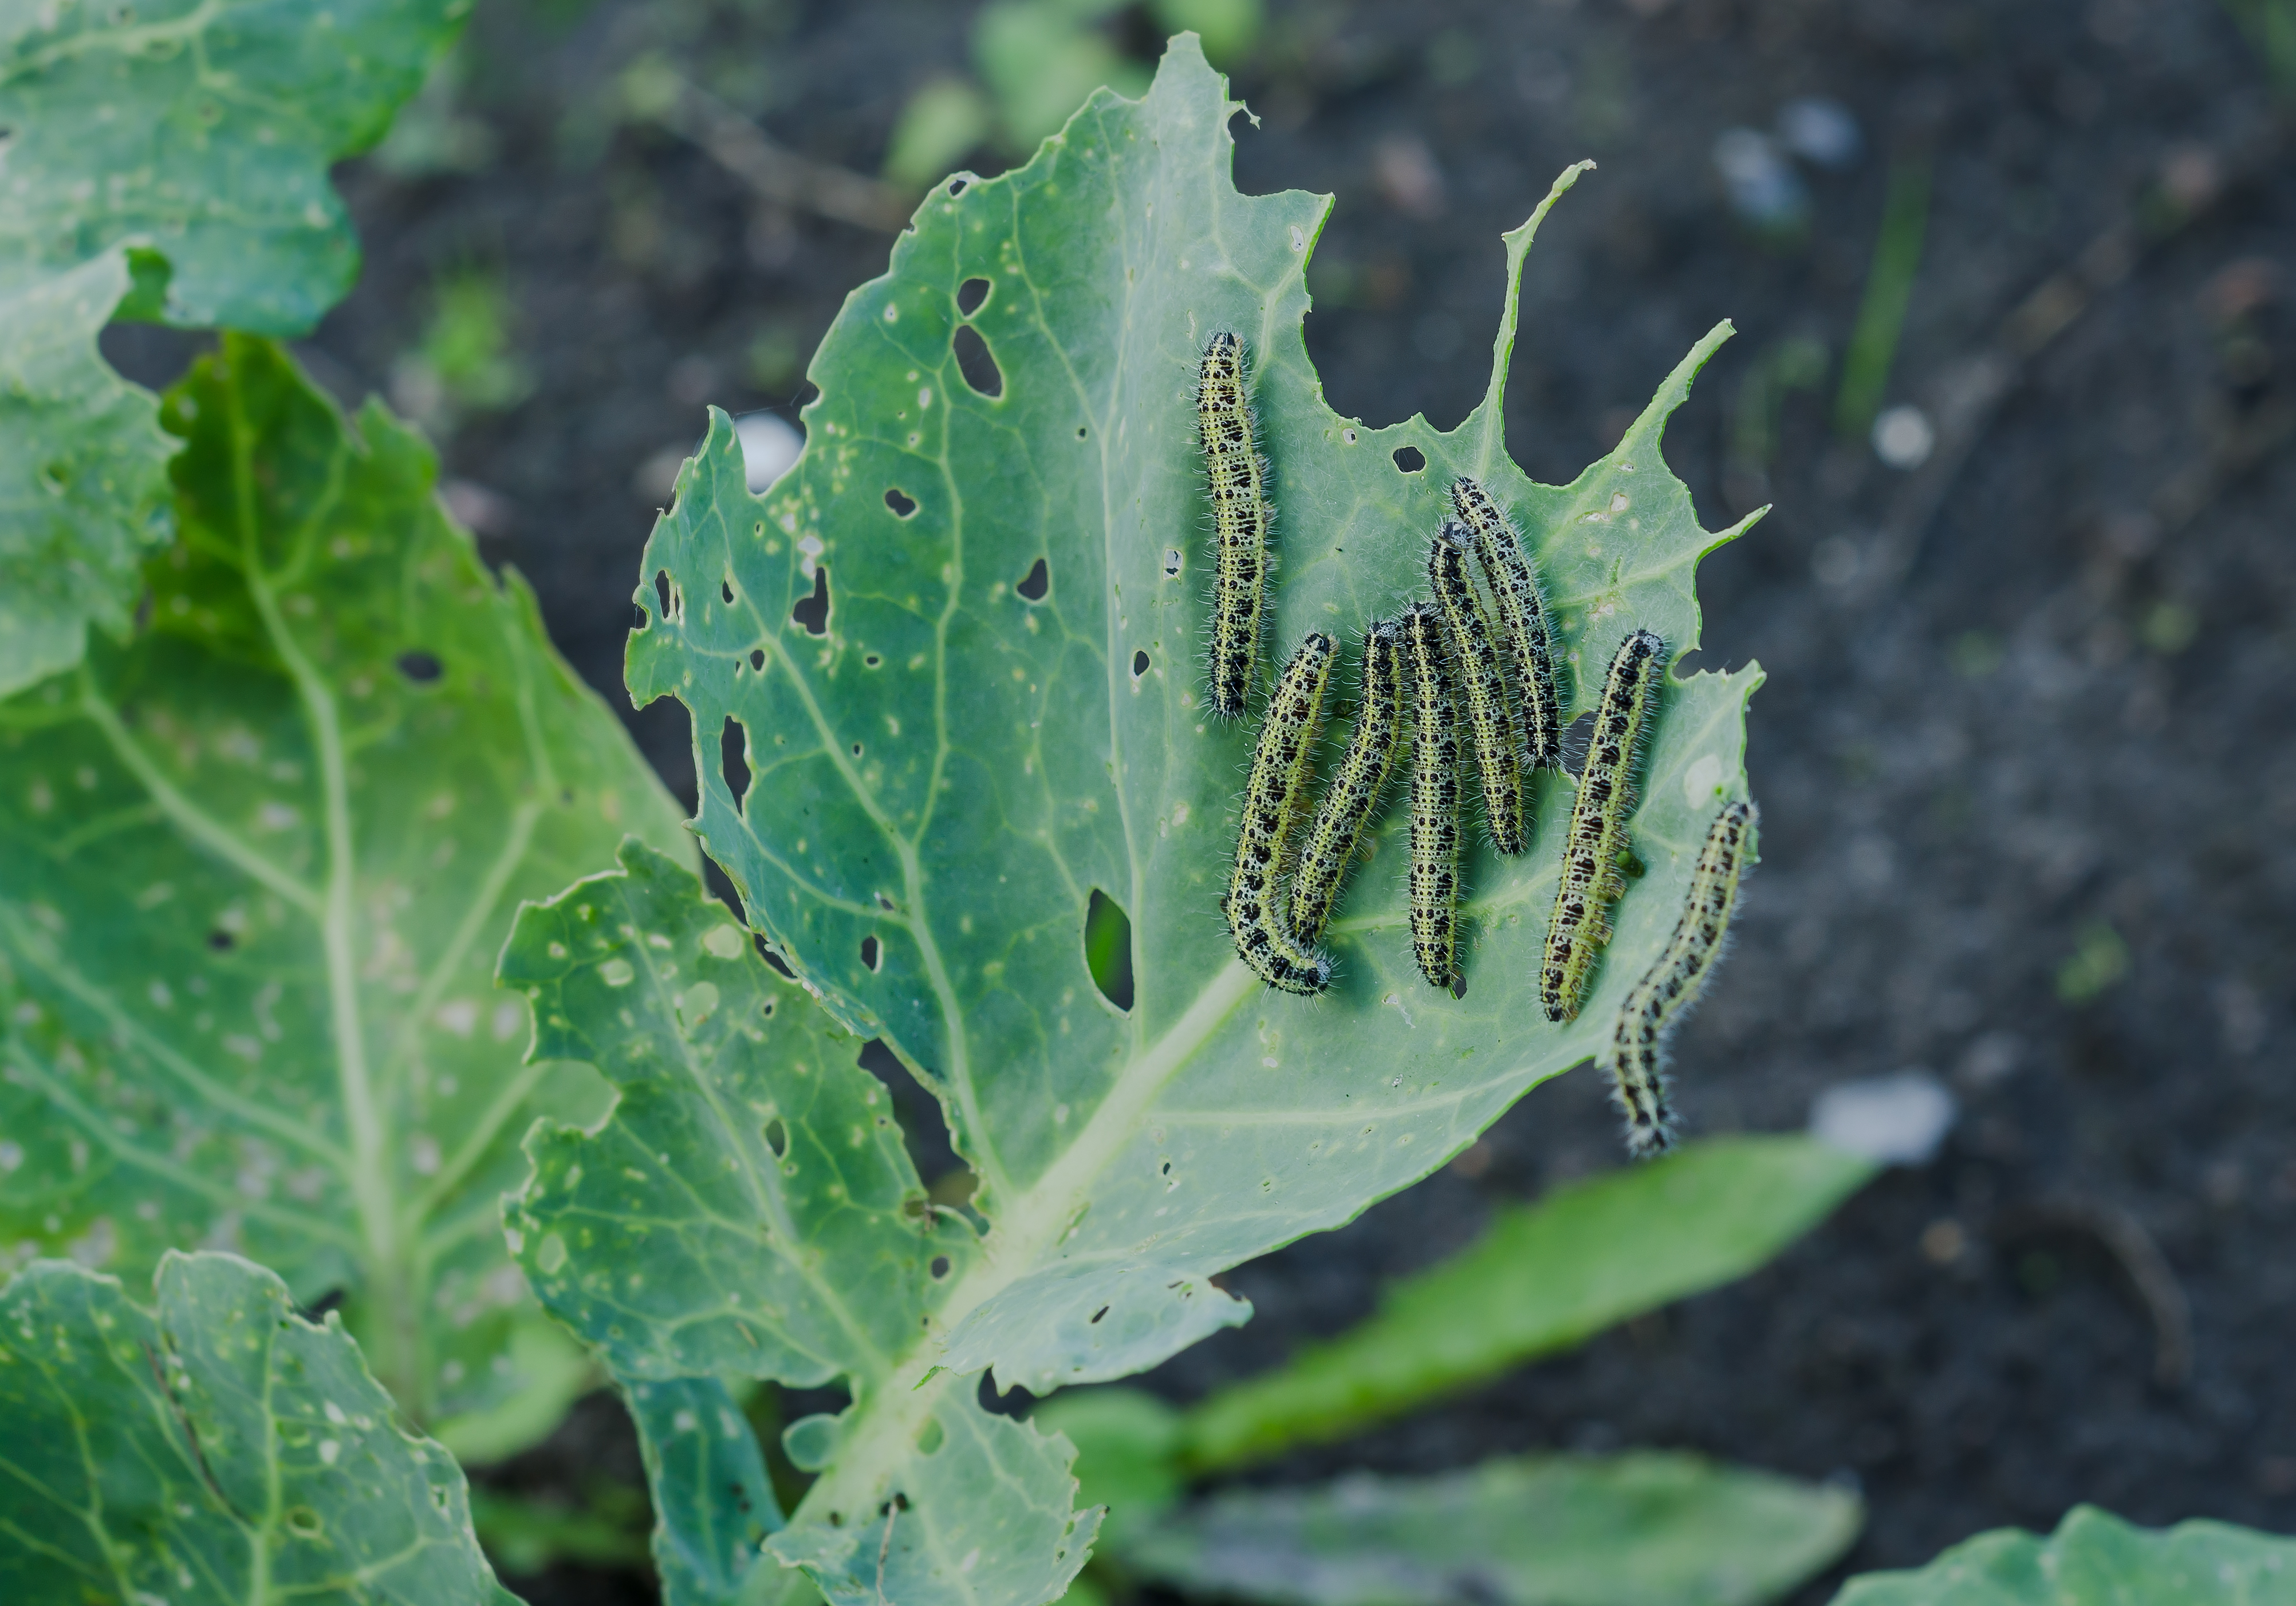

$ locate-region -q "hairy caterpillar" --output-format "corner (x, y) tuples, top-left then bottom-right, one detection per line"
(1542, 628), (1665, 1022)
(1450, 476), (1563, 770)
(1605, 800), (1758, 1158)
(1429, 521), (1527, 857)
(1290, 619), (1404, 945)
(1224, 631), (1335, 995)
(1197, 330), (1273, 719)
(1401, 603), (1462, 992)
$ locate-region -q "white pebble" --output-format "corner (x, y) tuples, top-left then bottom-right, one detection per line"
(1810, 1070), (1958, 1165)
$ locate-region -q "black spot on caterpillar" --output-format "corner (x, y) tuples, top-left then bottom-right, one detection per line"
(1450, 476), (1563, 771)
(1402, 604), (1462, 993)
(1224, 631), (1334, 995)
(1197, 330), (1273, 719)
(1429, 521), (1527, 857)
(1290, 619), (1404, 945)
(1605, 799), (1757, 1158)
(1542, 628), (1665, 1021)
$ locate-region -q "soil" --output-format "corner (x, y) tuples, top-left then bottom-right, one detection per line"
(283, 0), (2296, 1598)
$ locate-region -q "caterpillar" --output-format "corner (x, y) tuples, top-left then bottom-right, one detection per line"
(1197, 330), (1273, 719)
(1450, 477), (1563, 770)
(1428, 521), (1527, 857)
(1224, 630), (1335, 995)
(1401, 603), (1462, 992)
(1542, 628), (1666, 1022)
(1605, 799), (1758, 1158)
(1290, 619), (1404, 945)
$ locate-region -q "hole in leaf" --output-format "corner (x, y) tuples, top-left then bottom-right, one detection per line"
(720, 717), (752, 804)
(722, 578), (736, 604)
(952, 323), (1003, 397)
(1016, 558), (1049, 601)
(755, 934), (794, 977)
(864, 653), (883, 668)
(852, 742), (865, 758)
(1089, 1305), (1109, 1324)
(284, 1506), (322, 1538)
(207, 929), (235, 952)
(948, 177), (968, 196)
(750, 648), (765, 670)
(1076, 425), (1088, 439)
(791, 566), (830, 636)
(1163, 549), (1182, 578)
(884, 487), (918, 518)
(654, 570), (675, 617)
(1084, 890), (1134, 1012)
(1561, 711), (1596, 778)
(396, 650), (443, 684)
(764, 1118), (787, 1157)
(861, 935), (881, 972)
(1131, 650), (1149, 679)
(930, 1255), (951, 1279)
(956, 277), (991, 316)
(1392, 445), (1427, 473)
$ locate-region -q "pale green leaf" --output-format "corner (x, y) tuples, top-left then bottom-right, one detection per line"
(0, 0), (468, 691)
(0, 1250), (517, 1606)
(0, 336), (690, 1446)
(592, 34), (1761, 1604)
(1178, 1135), (1877, 1470)
(0, 248), (174, 696)
(1830, 1505), (2296, 1605)
(1122, 1452), (1861, 1606)
(625, 1376), (785, 1606)
(503, 841), (1093, 1606)
(0, 0), (468, 331)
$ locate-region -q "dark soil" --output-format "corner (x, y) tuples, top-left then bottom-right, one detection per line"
(297, 0), (2296, 1598)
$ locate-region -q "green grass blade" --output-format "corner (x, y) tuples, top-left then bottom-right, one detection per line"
(1124, 1452), (1861, 1606)
(1179, 1135), (1876, 1472)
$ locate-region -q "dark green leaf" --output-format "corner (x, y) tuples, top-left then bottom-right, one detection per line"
(0, 1250), (518, 1605)
(0, 336), (689, 1450)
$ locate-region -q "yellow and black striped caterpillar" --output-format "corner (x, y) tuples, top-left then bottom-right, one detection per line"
(1605, 799), (1757, 1157)
(1196, 331), (1274, 719)
(1401, 603), (1463, 992)
(1542, 628), (1665, 1021)
(1428, 521), (1527, 857)
(1450, 477), (1564, 771)
(1223, 631), (1334, 994)
(1291, 620), (1405, 946)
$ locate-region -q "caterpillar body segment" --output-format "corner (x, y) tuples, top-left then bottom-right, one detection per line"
(1450, 476), (1564, 770)
(1224, 631), (1336, 995)
(1196, 330), (1274, 719)
(1429, 521), (1528, 857)
(1290, 619), (1405, 946)
(1606, 800), (1758, 1158)
(1401, 604), (1463, 992)
(1542, 628), (1666, 1022)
